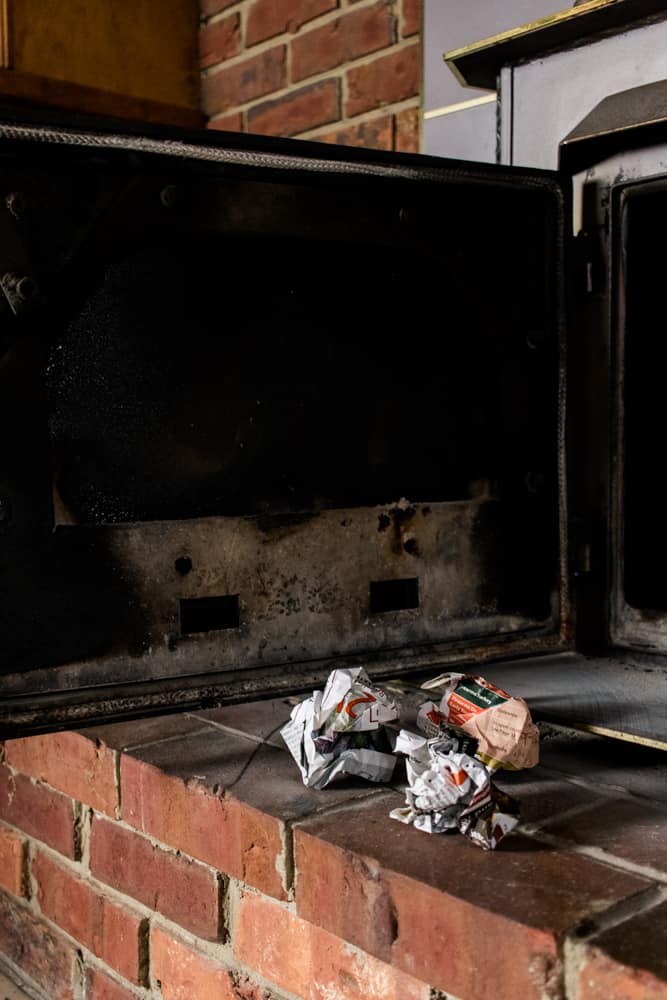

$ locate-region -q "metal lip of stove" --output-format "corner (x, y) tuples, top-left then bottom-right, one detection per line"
(444, 0), (667, 91)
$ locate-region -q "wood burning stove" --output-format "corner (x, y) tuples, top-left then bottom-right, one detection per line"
(0, 78), (665, 747)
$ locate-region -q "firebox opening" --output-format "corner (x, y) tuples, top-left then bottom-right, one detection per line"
(180, 595), (240, 634)
(370, 578), (420, 614)
(0, 162), (563, 683)
(44, 212), (559, 620)
(48, 236), (495, 523)
(621, 182), (667, 611)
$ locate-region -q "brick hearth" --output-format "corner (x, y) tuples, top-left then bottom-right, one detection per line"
(0, 700), (666, 999)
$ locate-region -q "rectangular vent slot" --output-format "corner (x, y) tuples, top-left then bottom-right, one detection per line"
(370, 578), (419, 614)
(180, 595), (240, 634)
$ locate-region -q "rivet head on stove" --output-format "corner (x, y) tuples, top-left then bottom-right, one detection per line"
(5, 191), (26, 219)
(160, 185), (179, 208)
(14, 275), (37, 301)
(0, 271), (39, 314)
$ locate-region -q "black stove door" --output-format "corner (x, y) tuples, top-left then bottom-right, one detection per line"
(0, 112), (567, 735)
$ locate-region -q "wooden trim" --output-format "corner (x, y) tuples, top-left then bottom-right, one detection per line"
(0, 68), (204, 128)
(0, 0), (9, 69)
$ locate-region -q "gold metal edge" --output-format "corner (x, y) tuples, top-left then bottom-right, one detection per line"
(566, 721), (667, 751)
(443, 0), (624, 67)
(423, 93), (496, 121)
(561, 114), (667, 145)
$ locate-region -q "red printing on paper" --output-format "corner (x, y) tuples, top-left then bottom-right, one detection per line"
(337, 692), (376, 719)
(450, 769), (469, 787)
(446, 691), (484, 727)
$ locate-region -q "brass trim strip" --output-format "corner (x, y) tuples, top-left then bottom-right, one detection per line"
(423, 93), (496, 121)
(444, 0), (620, 70)
(570, 722), (667, 751)
(539, 719), (667, 751)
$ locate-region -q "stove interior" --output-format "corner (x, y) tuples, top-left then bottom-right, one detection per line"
(0, 148), (563, 690)
(621, 181), (667, 613)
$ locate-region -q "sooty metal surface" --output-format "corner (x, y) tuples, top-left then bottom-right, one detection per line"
(0, 116), (566, 734)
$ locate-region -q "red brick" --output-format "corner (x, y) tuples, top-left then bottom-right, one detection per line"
(294, 794), (651, 1000)
(402, 0), (421, 37)
(391, 872), (564, 1000)
(0, 763), (76, 858)
(315, 113), (393, 150)
(33, 852), (144, 984)
(227, 974), (276, 1000)
(86, 967), (137, 1000)
(119, 726), (380, 902)
(291, 3), (394, 82)
(235, 892), (429, 1000)
(5, 732), (117, 816)
(579, 954), (667, 1000)
(201, 0), (238, 16)
(0, 889), (75, 999)
(395, 106), (419, 152)
(90, 816), (219, 940)
(578, 899), (667, 999)
(151, 926), (236, 1000)
(208, 111), (244, 132)
(200, 13), (241, 69)
(0, 825), (25, 896)
(296, 824), (397, 962)
(202, 46), (286, 116)
(345, 43), (420, 117)
(248, 79), (339, 137)
(120, 753), (286, 899)
(247, 0), (338, 47)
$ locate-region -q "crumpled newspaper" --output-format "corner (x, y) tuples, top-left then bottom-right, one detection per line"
(389, 671), (537, 848)
(281, 667), (399, 789)
(389, 729), (520, 850)
(418, 671), (539, 770)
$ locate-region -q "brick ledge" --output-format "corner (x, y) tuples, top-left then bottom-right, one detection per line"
(0, 700), (666, 999)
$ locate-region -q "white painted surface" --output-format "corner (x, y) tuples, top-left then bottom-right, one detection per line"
(509, 19), (667, 168)
(423, 0), (563, 161)
(423, 100), (497, 162)
(424, 0), (565, 111)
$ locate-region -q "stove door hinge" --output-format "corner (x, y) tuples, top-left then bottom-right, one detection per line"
(0, 270), (39, 316)
(573, 228), (606, 297)
(0, 197), (41, 360)
(573, 540), (592, 576)
(569, 516), (594, 577)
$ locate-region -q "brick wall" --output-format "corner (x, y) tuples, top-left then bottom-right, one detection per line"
(200, 0), (422, 153)
(1, 705), (667, 999)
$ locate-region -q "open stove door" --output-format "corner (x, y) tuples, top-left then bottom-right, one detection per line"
(0, 111), (568, 737)
(483, 83), (667, 753)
